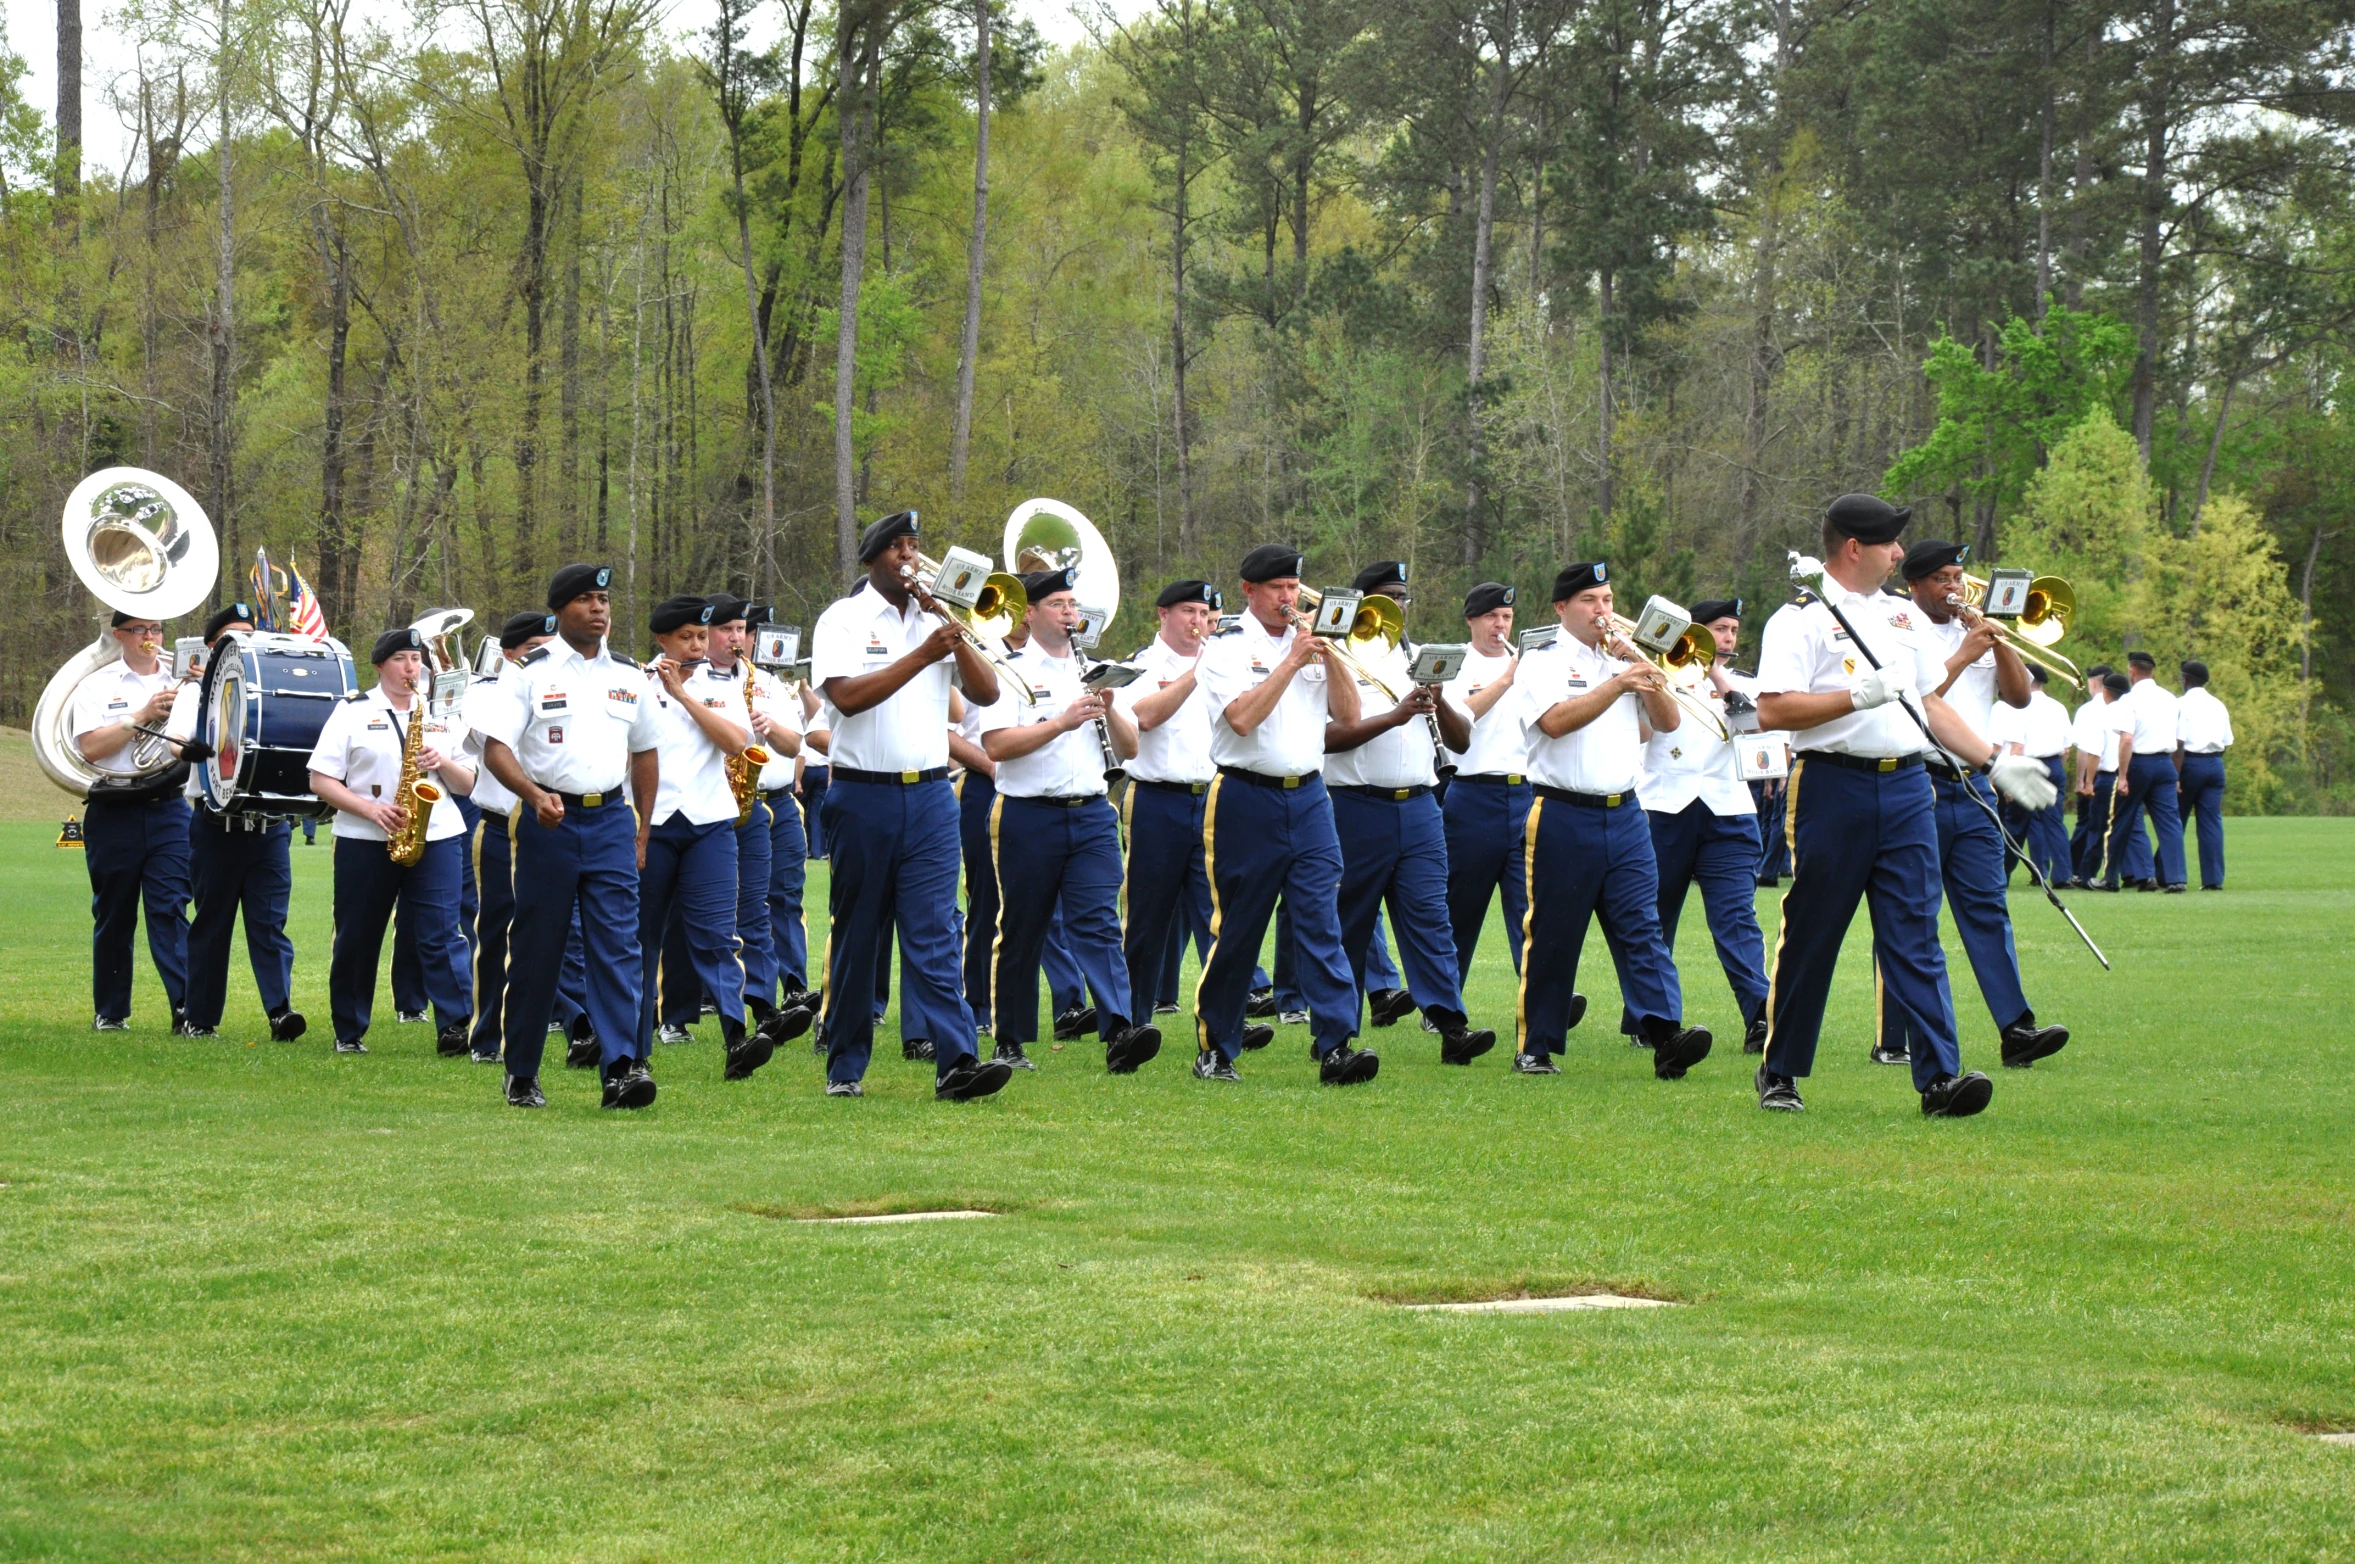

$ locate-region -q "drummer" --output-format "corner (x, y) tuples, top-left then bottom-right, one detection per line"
(306, 628), (478, 1055)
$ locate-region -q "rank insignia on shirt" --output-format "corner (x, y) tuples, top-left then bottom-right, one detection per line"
(1670, 747), (1683, 759)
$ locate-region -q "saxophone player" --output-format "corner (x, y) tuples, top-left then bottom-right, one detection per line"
(306, 629), (477, 1056)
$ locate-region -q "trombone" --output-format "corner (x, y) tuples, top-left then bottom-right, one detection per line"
(1950, 572), (2081, 689)
(900, 548), (1027, 682)
(1289, 586), (1459, 773)
(1607, 613), (1731, 740)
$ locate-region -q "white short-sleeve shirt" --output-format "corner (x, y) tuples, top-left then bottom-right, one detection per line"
(1115, 634), (1216, 785)
(809, 587), (955, 774)
(1920, 613), (2002, 741)
(308, 688), (471, 844)
(1441, 648), (1526, 778)
(1517, 632), (1649, 796)
(470, 637), (661, 796)
(1323, 642), (1434, 790)
(2120, 678), (2179, 755)
(2176, 686), (2233, 753)
(1755, 584), (1948, 759)
(1637, 682), (1751, 816)
(643, 661), (746, 826)
(978, 639), (1105, 798)
(1195, 614), (1331, 778)
(72, 661), (180, 776)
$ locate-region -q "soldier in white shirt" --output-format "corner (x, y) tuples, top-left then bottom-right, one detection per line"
(71, 609), (196, 1031)
(976, 566), (1159, 1074)
(1752, 497), (2056, 1117)
(1888, 541), (2068, 1071)
(1117, 579), (1224, 1033)
(473, 563), (664, 1109)
(1320, 560), (1495, 1065)
(1191, 543), (1371, 1083)
(2103, 650), (2187, 890)
(631, 594), (779, 1089)
(1512, 561), (1713, 1081)
(306, 627), (478, 1057)
(1631, 597), (1770, 1055)
(2174, 659), (2233, 888)
(2066, 666), (2149, 884)
(1988, 664), (2075, 886)
(1439, 581), (1535, 992)
(808, 511), (1009, 1101)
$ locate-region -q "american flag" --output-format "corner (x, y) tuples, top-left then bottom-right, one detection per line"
(286, 564), (329, 639)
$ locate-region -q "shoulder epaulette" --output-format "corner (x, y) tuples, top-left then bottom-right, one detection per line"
(1213, 624), (1243, 638)
(518, 646), (551, 667)
(610, 653), (640, 669)
(1128, 644), (1152, 661)
(342, 689), (368, 702)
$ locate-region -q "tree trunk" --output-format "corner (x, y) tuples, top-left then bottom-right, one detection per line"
(2064, 26), (2095, 310)
(2034, 0), (2054, 314)
(1736, 0), (1792, 549)
(718, 0), (779, 595)
(1596, 268), (1615, 522)
(2130, 0), (2175, 460)
(210, 7), (238, 566)
(560, 177), (584, 559)
(54, 0), (80, 210)
(2189, 370), (2238, 531)
(317, 220), (352, 629)
(832, 12), (872, 579)
(1172, 123), (1196, 555)
(518, 162), (549, 577)
(1462, 0), (1514, 564)
(948, 0), (991, 503)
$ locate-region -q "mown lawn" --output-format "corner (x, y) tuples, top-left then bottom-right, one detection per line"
(1, 815), (2350, 1561)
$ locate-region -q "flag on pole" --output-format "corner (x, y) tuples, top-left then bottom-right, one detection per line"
(286, 564), (329, 640)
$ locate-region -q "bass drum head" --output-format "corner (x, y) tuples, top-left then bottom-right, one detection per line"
(201, 639), (250, 811)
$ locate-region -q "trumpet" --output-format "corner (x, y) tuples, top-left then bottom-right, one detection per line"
(1606, 612), (1731, 741)
(1948, 572), (2081, 689)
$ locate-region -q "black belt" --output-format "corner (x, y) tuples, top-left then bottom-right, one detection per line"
(1450, 772), (1527, 786)
(1217, 765), (1319, 790)
(1925, 757), (1983, 784)
(1132, 778), (1210, 795)
(1332, 783), (1434, 801)
(832, 766), (949, 785)
(555, 790), (621, 809)
(1794, 750), (1922, 774)
(1003, 793), (1104, 808)
(1534, 784), (1633, 808)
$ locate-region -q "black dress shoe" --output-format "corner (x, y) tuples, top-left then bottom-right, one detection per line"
(903, 1037), (936, 1062)
(602, 1063), (658, 1110)
(1437, 1023), (1496, 1065)
(437, 1021), (472, 1057)
(1650, 1025), (1713, 1080)
(334, 1038), (368, 1054)
(1239, 1023), (1274, 1051)
(755, 1004), (813, 1049)
(936, 1056), (1014, 1101)
(1743, 1015), (1768, 1055)
(268, 1008), (307, 1042)
(1869, 1042), (1910, 1066)
(174, 1019), (217, 1038)
(1153, 1002), (1180, 1016)
(2164, 882), (2187, 893)
(1755, 1060), (1804, 1112)
(395, 1008), (429, 1025)
(826, 1079), (863, 1098)
(1368, 988), (1417, 1028)
(1319, 1044), (1380, 1085)
(1104, 1023), (1162, 1073)
(1512, 1050), (1559, 1075)
(1999, 1019), (2069, 1068)
(565, 1036), (602, 1070)
(723, 1029), (776, 1081)
(1567, 992), (1588, 1031)
(1921, 1070), (1994, 1117)
(1053, 1006), (1100, 1040)
(1193, 1049), (1241, 1081)
(505, 1073), (546, 1108)
(993, 1040), (1037, 1071)
(1245, 987), (1277, 1018)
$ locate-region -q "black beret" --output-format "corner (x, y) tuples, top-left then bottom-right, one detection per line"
(2103, 672), (2131, 697)
(1351, 560), (1410, 596)
(1462, 582), (1515, 618)
(1824, 493), (1912, 544)
(547, 562), (614, 609)
(2180, 659), (2208, 686)
(1020, 567), (1078, 602)
(2086, 663), (2114, 680)
(1157, 579), (1220, 610)
(1690, 597), (1742, 625)
(204, 602), (256, 642)
(741, 602), (771, 626)
(499, 611), (557, 649)
(109, 610), (151, 628)
(1239, 543), (1305, 583)
(706, 593), (752, 626)
(371, 627), (424, 665)
(1551, 561), (1609, 602)
(1901, 539), (1969, 580)
(2126, 650), (2156, 670)
(2029, 664), (2051, 685)
(857, 509), (919, 564)
(650, 594), (715, 634)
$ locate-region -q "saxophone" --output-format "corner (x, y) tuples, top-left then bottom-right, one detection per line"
(388, 685), (444, 866)
(725, 664), (774, 826)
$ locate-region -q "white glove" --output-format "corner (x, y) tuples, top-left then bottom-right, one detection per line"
(1988, 751), (2059, 811)
(1849, 663), (1915, 711)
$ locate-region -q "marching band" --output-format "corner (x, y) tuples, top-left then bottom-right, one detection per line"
(50, 468), (2240, 1121)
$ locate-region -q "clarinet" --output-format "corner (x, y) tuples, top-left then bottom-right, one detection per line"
(1404, 638), (1456, 780)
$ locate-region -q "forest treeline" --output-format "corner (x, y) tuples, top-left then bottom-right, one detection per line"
(3, 0), (2351, 808)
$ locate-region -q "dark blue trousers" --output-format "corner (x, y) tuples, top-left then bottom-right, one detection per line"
(1123, 782), (1213, 1017)
(330, 833), (468, 1046)
(183, 810), (294, 1029)
(84, 795), (192, 1023)
(765, 789), (810, 992)
(1879, 771), (2029, 1053)
(1197, 774), (1356, 1061)
(1751, 780), (1790, 880)
(2106, 753), (2185, 887)
(1153, 888), (1214, 1008)
(1762, 759), (1961, 1093)
(2179, 753), (2226, 887)
(640, 814), (743, 1054)
(657, 804), (771, 1026)
(1044, 908), (1091, 1014)
(467, 811), (594, 1058)
(1275, 899), (1399, 1009)
(991, 794), (1132, 1045)
(394, 796), (479, 1013)
(1333, 789), (1466, 1020)
(958, 772), (1000, 1025)
(1646, 802), (1768, 1027)
(2079, 770), (2154, 882)
(801, 765), (830, 857)
(819, 777), (973, 1084)
(1442, 775), (1530, 981)
(2001, 757), (2071, 884)
(501, 799), (642, 1080)
(1517, 794), (1681, 1057)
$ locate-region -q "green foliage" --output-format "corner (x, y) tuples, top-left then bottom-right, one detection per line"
(2010, 408), (2154, 655)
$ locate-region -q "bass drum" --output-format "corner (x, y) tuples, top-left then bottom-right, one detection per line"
(201, 632), (358, 822)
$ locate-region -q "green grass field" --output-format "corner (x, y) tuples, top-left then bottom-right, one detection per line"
(3, 815), (2352, 1561)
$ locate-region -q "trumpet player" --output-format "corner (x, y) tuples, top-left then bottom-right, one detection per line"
(1440, 582), (1533, 989)
(1512, 563), (1713, 1081)
(1891, 541), (2069, 1070)
(976, 567), (1158, 1073)
(306, 629), (477, 1056)
(1321, 561), (1496, 1065)
(72, 610), (195, 1032)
